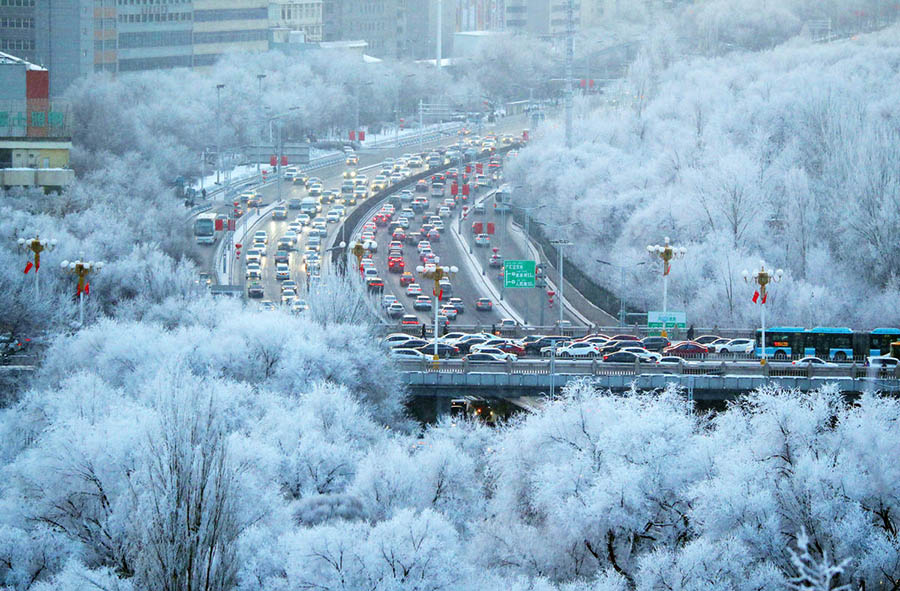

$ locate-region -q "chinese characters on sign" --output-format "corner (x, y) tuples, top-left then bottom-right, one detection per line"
(0, 111), (66, 128)
(503, 260), (536, 288)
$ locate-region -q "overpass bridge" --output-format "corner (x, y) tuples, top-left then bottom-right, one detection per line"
(397, 359), (900, 411)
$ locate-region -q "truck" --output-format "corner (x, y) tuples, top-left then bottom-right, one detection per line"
(194, 212), (217, 244)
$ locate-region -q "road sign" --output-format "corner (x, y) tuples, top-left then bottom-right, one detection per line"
(648, 311), (686, 330)
(504, 260), (536, 288)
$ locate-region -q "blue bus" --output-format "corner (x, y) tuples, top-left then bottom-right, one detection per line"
(755, 327), (900, 361)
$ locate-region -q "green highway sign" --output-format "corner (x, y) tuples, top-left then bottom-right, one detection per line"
(504, 260), (536, 288)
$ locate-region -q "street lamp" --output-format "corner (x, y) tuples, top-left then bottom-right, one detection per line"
(597, 258), (647, 327)
(265, 106), (301, 204)
(646, 236), (686, 316)
(215, 83), (225, 184)
(17, 234), (56, 297)
(536, 220), (576, 329)
(60, 255), (104, 326)
(353, 81), (374, 138)
(416, 264), (458, 361)
(742, 262), (783, 364)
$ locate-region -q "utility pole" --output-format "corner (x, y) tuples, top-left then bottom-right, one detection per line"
(436, 0), (442, 71)
(215, 83), (224, 184)
(564, 0), (574, 148)
(256, 74), (265, 172)
(550, 239), (572, 327)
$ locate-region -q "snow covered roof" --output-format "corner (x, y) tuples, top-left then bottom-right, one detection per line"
(0, 51), (46, 71)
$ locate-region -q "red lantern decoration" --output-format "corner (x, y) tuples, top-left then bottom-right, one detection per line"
(451, 182), (458, 196)
(462, 184), (470, 196)
(475, 162), (483, 174)
(486, 222), (495, 235)
(472, 222), (483, 234)
(227, 219), (236, 231)
(349, 130), (356, 141)
(281, 155), (288, 166)
(465, 165), (472, 174)
(214, 218), (224, 231)
(358, 130), (365, 141)
(270, 155), (277, 167)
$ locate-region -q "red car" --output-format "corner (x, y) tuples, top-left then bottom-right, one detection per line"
(426, 229), (440, 241)
(388, 257), (405, 272)
(662, 342), (709, 358)
(497, 341), (525, 355)
(399, 271), (415, 286)
(373, 214), (389, 226)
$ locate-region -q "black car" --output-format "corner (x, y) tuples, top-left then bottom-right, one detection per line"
(455, 336), (491, 354)
(247, 282), (264, 298)
(602, 351), (639, 363)
(391, 337), (429, 349)
(640, 336), (671, 352)
(598, 340), (635, 354)
(524, 335), (570, 355)
(416, 342), (460, 358)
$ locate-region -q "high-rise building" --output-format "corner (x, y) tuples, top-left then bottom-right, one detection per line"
(455, 0), (504, 32)
(115, 0), (194, 72)
(192, 0), (269, 66)
(0, 0), (37, 62)
(504, 0), (580, 37)
(269, 0), (323, 42)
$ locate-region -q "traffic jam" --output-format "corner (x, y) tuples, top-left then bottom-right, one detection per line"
(352, 132), (520, 329)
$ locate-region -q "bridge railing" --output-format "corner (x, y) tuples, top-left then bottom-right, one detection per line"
(394, 358), (900, 382)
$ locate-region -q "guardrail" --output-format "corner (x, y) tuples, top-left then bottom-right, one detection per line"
(393, 358), (900, 381)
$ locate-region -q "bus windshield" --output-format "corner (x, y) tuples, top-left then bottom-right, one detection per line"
(194, 218), (214, 237)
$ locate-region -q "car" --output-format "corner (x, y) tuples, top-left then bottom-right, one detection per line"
(288, 197), (303, 210)
(693, 335), (721, 345)
(640, 336), (671, 352)
(272, 206), (288, 220)
(326, 210), (341, 223)
(426, 229), (441, 241)
(489, 253), (503, 267)
(388, 257), (405, 273)
(557, 342), (601, 358)
(475, 297), (493, 311)
(414, 295), (433, 310)
(282, 280), (298, 293)
(382, 333), (420, 348)
(792, 356), (837, 367)
(346, 154), (358, 165)
(400, 314), (420, 326)
(281, 289), (298, 305)
(245, 249), (262, 265)
(291, 299), (309, 314)
(663, 342), (709, 358)
(259, 300), (277, 312)
(715, 338), (756, 355)
(474, 233), (491, 246)
(473, 203), (485, 214)
(253, 230), (268, 245)
(463, 352), (511, 363)
(366, 277), (385, 293)
(439, 305), (458, 320)
(275, 264), (290, 281)
(602, 351), (641, 363)
(296, 213), (311, 226)
(657, 356), (692, 365)
(406, 283), (423, 297)
(448, 297), (465, 314)
(274, 250), (290, 265)
(866, 356), (900, 371)
(619, 347), (662, 362)
(387, 301), (405, 318)
(468, 346), (517, 361)
(276, 237), (294, 252)
(247, 281), (264, 298)
(390, 348), (433, 361)
(245, 263), (262, 281)
(382, 294), (399, 308)
(525, 336), (571, 354)
(416, 342), (459, 358)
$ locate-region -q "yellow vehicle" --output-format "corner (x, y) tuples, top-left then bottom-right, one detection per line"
(891, 341), (900, 359)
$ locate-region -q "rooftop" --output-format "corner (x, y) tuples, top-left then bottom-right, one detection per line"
(0, 51), (46, 71)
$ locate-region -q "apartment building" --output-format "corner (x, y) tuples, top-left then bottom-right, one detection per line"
(192, 0), (268, 66)
(115, 0), (194, 71)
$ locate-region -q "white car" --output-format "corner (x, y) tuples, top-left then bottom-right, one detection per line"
(281, 289), (297, 305)
(362, 239), (377, 252)
(245, 249), (262, 265)
(275, 264), (290, 281)
(390, 348), (432, 361)
(469, 346), (517, 361)
(866, 356), (899, 371)
(713, 338), (755, 355)
(245, 263), (262, 281)
(791, 356), (837, 367)
(381, 333), (419, 348)
(382, 294), (399, 308)
(619, 346), (662, 362)
(474, 233), (491, 246)
(557, 342), (601, 358)
(253, 230), (268, 245)
(296, 213), (311, 226)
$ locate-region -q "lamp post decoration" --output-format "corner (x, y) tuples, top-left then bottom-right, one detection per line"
(18, 234), (56, 297)
(742, 262), (783, 364)
(417, 264), (458, 362)
(646, 236), (686, 316)
(61, 256), (104, 326)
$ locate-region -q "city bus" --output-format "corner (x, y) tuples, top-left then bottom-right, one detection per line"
(755, 327), (900, 361)
(194, 212), (217, 245)
(494, 184), (512, 213)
